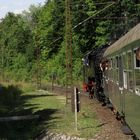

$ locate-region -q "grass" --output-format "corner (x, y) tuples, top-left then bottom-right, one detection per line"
(0, 84), (100, 139)
(0, 80), (36, 92)
(25, 91), (100, 139)
(22, 91), (65, 113)
(50, 103), (100, 139)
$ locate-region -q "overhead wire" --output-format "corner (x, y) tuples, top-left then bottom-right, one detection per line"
(48, 1), (140, 46)
(49, 1), (116, 46)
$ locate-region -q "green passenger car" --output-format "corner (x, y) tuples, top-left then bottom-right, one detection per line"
(103, 23), (140, 138)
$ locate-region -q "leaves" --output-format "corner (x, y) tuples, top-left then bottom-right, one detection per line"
(0, 0), (140, 84)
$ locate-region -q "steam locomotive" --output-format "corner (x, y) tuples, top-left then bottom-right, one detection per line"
(83, 23), (140, 139)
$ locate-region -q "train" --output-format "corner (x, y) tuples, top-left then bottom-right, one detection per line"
(83, 23), (140, 139)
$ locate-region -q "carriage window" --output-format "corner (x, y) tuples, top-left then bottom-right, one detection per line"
(111, 58), (113, 69)
(128, 72), (133, 90)
(106, 58), (113, 80)
(136, 59), (140, 67)
(116, 56), (119, 68)
(123, 53), (127, 69)
(123, 71), (127, 89)
(127, 51), (132, 69)
(135, 69), (140, 95)
(134, 48), (140, 68)
(127, 51), (133, 90)
(114, 56), (119, 82)
(111, 58), (114, 68)
(134, 48), (140, 94)
(110, 57), (119, 82)
(135, 69), (140, 85)
(123, 53), (128, 88)
(118, 56), (123, 87)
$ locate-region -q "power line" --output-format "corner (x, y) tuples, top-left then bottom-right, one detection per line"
(88, 17), (128, 20)
(49, 37), (62, 46)
(49, 1), (140, 46)
(49, 2), (116, 46)
(73, 2), (116, 29)
(70, 1), (116, 6)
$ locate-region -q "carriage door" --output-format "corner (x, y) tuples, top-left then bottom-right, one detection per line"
(118, 55), (125, 115)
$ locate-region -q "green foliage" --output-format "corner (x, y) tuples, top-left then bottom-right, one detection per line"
(0, 13), (33, 82)
(0, 0), (140, 85)
(95, 21), (111, 46)
(45, 43), (66, 85)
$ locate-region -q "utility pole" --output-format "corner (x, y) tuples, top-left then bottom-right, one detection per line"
(65, 0), (74, 111)
(36, 46), (41, 89)
(35, 33), (41, 89)
(0, 44), (4, 82)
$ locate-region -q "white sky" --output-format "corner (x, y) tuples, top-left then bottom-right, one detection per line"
(0, 0), (46, 19)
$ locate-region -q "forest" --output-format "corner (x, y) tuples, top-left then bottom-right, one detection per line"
(0, 0), (140, 86)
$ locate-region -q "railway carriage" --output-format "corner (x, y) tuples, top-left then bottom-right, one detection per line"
(103, 23), (140, 138)
(83, 23), (140, 138)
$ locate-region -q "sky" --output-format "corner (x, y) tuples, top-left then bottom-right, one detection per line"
(0, 0), (46, 19)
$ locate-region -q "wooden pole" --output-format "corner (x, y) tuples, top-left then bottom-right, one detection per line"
(74, 86), (77, 131)
(65, 0), (73, 111)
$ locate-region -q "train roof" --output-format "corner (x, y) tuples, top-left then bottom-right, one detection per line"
(104, 23), (140, 57)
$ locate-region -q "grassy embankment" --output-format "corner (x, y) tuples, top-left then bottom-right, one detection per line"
(0, 82), (100, 139)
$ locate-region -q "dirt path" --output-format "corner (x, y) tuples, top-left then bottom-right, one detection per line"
(80, 94), (132, 140)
